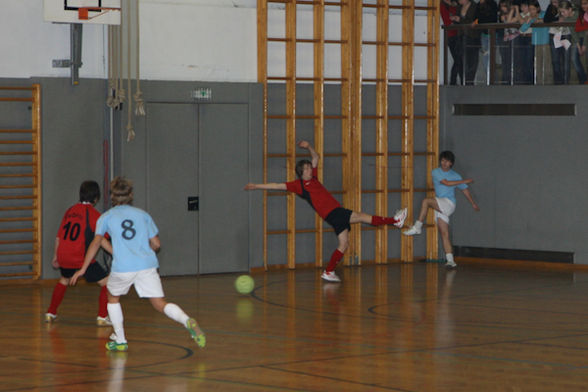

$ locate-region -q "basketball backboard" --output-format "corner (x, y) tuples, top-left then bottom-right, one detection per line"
(43, 0), (121, 25)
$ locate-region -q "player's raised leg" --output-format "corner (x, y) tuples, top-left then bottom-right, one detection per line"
(403, 198), (441, 235)
(349, 208), (408, 228)
(150, 297), (206, 348)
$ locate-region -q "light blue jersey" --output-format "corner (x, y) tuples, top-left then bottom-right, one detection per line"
(96, 205), (159, 273)
(432, 167), (467, 204)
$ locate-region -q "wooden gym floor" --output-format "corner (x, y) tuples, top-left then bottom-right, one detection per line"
(2, 261), (588, 391)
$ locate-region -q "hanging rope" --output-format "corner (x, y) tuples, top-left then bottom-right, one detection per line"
(106, 25), (116, 108)
(126, 2), (135, 142)
(115, 23), (126, 109)
(134, 0), (145, 116)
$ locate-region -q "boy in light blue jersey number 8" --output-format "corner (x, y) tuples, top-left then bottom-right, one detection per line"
(71, 177), (205, 352)
(403, 151), (479, 268)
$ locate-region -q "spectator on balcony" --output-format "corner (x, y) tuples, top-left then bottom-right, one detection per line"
(527, 1), (550, 84)
(515, 1), (534, 84)
(576, 0), (588, 75)
(441, 0), (463, 85)
(499, 1), (520, 84)
(545, 0), (571, 84)
(476, 0), (498, 83)
(454, 0), (480, 85)
(561, 0), (587, 83)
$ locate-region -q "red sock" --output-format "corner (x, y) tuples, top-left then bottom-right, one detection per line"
(371, 215), (396, 226)
(98, 286), (108, 318)
(47, 283), (67, 315)
(326, 249), (344, 272)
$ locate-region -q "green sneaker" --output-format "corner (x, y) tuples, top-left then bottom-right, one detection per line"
(195, 334), (206, 348)
(186, 318), (206, 348)
(106, 341), (128, 352)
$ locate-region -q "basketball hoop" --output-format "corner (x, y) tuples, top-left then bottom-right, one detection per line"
(78, 7), (120, 21)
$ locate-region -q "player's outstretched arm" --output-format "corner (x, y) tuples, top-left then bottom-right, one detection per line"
(70, 235), (103, 285)
(244, 183), (287, 191)
(297, 140), (319, 168)
(440, 178), (474, 187)
(461, 189), (480, 211)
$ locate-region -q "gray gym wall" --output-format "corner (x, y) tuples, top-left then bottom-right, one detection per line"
(9, 78), (587, 279)
(30, 77), (107, 280)
(19, 77), (261, 279)
(440, 85), (588, 264)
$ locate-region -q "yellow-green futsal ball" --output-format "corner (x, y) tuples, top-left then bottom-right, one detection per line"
(235, 275), (255, 295)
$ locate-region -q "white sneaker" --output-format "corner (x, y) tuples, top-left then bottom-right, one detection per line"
(321, 271), (341, 282)
(393, 208), (408, 228)
(445, 260), (457, 269)
(403, 224), (421, 236)
(45, 313), (57, 323)
(97, 316), (112, 327)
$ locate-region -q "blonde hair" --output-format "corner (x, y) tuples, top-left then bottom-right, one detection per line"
(110, 176), (133, 206)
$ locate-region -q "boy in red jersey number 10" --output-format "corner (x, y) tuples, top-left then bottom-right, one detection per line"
(45, 180), (111, 326)
(244, 140), (407, 283)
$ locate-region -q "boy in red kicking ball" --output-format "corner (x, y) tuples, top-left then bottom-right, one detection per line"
(45, 181), (111, 326)
(244, 140), (407, 283)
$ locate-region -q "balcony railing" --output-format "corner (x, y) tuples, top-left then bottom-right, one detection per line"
(442, 21), (586, 86)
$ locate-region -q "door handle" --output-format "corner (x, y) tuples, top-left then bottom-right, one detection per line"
(188, 196), (199, 211)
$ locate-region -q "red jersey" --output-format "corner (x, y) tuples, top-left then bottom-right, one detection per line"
(285, 167), (341, 219)
(56, 203), (100, 269)
(576, 13), (588, 32)
(440, 1), (458, 38)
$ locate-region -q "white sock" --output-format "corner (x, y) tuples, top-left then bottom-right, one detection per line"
(414, 221), (423, 230)
(163, 303), (190, 326)
(107, 303), (126, 343)
(446, 253), (454, 263)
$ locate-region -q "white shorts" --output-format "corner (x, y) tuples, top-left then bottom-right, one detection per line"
(107, 268), (165, 298)
(434, 197), (456, 224)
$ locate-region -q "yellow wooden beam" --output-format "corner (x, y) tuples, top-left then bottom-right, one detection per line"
(32, 84), (41, 280)
(257, 0), (269, 270)
(340, 0), (352, 266)
(349, 0), (362, 265)
(400, 0), (415, 262)
(313, 0), (325, 267)
(426, 0), (440, 261)
(286, 0), (297, 269)
(375, 0), (389, 264)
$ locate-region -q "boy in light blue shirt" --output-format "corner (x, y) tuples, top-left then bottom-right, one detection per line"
(71, 177), (205, 352)
(97, 204), (159, 273)
(403, 151), (479, 268)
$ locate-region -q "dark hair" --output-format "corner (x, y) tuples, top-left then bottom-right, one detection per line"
(79, 180), (100, 203)
(439, 151), (455, 166)
(528, 0), (540, 9)
(110, 176), (133, 206)
(558, 0), (573, 10)
(295, 160), (312, 178)
(499, 0), (512, 14)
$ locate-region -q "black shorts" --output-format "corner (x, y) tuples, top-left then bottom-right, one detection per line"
(60, 262), (108, 283)
(325, 207), (352, 235)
